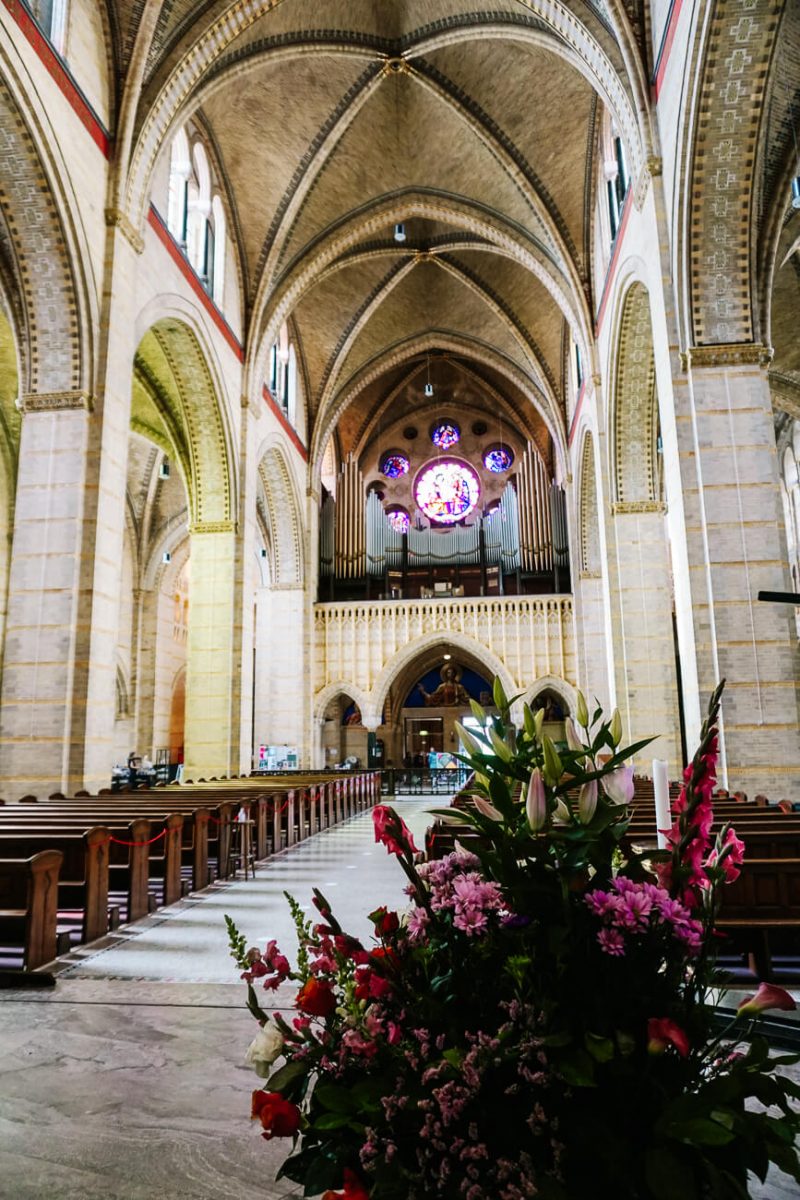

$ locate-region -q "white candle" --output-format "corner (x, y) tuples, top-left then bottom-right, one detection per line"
(653, 759), (670, 849)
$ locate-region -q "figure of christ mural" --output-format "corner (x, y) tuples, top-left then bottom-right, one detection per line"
(418, 662), (471, 707)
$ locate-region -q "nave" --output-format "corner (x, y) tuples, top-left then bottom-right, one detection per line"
(0, 798), (434, 1200)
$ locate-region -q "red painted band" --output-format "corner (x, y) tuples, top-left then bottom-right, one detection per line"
(3, 0), (112, 157)
(261, 386), (309, 461)
(653, 0), (685, 100)
(148, 206), (244, 362)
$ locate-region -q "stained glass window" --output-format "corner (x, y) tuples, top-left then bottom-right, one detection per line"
(415, 460), (480, 525)
(430, 421), (460, 450)
(483, 445), (514, 473)
(386, 507), (410, 534)
(381, 452), (410, 479)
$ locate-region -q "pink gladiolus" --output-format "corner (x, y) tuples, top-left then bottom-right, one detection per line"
(601, 765), (635, 806)
(577, 779), (598, 824)
(526, 768), (547, 831)
(372, 805), (418, 856)
(648, 1017), (690, 1058)
(737, 983), (796, 1017)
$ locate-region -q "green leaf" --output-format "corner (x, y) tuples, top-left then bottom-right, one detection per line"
(267, 1059), (308, 1095)
(585, 1032), (615, 1063)
(313, 1081), (357, 1114)
(665, 1117), (736, 1146)
(313, 1112), (353, 1131)
(645, 1148), (698, 1200)
(493, 676), (508, 711)
(556, 1047), (596, 1087)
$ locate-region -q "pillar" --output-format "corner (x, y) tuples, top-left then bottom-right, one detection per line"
(184, 524), (237, 780)
(253, 583), (307, 761)
(679, 347), (800, 793)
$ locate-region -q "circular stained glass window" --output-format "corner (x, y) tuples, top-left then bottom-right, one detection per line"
(415, 459), (480, 525)
(483, 445), (514, 473)
(430, 421), (460, 451)
(380, 451), (410, 479)
(386, 507), (410, 534)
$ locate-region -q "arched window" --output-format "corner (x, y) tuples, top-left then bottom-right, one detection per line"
(187, 142), (211, 280)
(30, 0), (68, 53)
(598, 113), (630, 250)
(167, 128), (191, 247)
(211, 195), (226, 308)
(267, 322), (298, 423)
(287, 343), (298, 425)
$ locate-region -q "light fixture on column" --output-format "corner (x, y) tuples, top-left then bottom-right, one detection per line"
(162, 551), (172, 564)
(792, 177), (800, 210)
(394, 222), (406, 243)
(159, 458), (170, 479)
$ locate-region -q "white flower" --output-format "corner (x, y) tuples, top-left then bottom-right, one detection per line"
(577, 779), (598, 824)
(526, 769), (547, 831)
(246, 1022), (284, 1077)
(601, 765), (635, 806)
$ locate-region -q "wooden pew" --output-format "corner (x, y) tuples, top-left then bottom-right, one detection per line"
(0, 850), (62, 971)
(717, 858), (800, 981)
(0, 829), (108, 945)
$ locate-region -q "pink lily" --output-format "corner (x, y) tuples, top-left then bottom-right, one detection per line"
(526, 768), (547, 832)
(601, 765), (635, 806)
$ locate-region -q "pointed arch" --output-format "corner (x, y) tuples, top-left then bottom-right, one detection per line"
(256, 442), (304, 585)
(579, 430), (601, 576)
(611, 282), (658, 506)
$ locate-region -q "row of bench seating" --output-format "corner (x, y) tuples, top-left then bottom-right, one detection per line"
(0, 772), (379, 976)
(425, 777), (800, 981)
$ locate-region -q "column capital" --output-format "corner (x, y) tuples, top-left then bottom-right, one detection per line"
(19, 391), (93, 413)
(681, 343), (773, 371)
(610, 500), (667, 516)
(188, 520), (237, 535)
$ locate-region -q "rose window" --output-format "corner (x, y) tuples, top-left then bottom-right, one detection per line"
(414, 459), (480, 525)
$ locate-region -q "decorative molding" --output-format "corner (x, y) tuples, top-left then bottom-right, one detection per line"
(647, 156), (662, 177)
(769, 369), (800, 421)
(19, 390), (92, 412)
(105, 208), (144, 254)
(382, 57), (412, 75)
(188, 520), (236, 535)
(610, 501), (667, 515)
(684, 343), (773, 370)
(633, 163), (651, 212)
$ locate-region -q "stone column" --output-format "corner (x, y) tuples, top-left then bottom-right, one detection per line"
(606, 504), (682, 774)
(679, 347), (800, 794)
(131, 585), (159, 759)
(253, 583), (307, 760)
(183, 524), (237, 780)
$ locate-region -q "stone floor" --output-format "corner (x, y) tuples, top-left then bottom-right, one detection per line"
(0, 795), (797, 1198)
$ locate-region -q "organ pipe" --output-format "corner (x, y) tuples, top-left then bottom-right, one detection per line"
(320, 492), (335, 577)
(335, 455), (366, 578)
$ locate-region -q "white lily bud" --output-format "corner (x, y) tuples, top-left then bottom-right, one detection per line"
(565, 717), (583, 754)
(525, 769), (547, 831)
(577, 779), (598, 824)
(601, 765), (635, 806)
(488, 725), (512, 762)
(533, 707), (545, 738)
(552, 798), (572, 825)
(576, 690), (589, 728)
(609, 708), (622, 747)
(455, 721), (484, 756)
(474, 795), (503, 822)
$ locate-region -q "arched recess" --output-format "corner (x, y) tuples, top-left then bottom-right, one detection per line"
(129, 315), (238, 779)
(520, 673), (578, 715)
(369, 632), (516, 730)
(314, 683), (372, 770)
(0, 72), (91, 397)
(252, 440), (307, 765)
(0, 305), (20, 683)
(606, 282), (681, 772)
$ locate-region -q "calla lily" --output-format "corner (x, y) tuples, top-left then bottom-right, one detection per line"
(542, 736), (563, 786)
(526, 768), (547, 832)
(473, 795), (503, 822)
(601, 765), (635, 806)
(609, 708), (622, 747)
(576, 690), (589, 728)
(565, 718), (584, 754)
(488, 724), (513, 762)
(577, 779), (598, 824)
(737, 983), (796, 1017)
(647, 1017), (690, 1058)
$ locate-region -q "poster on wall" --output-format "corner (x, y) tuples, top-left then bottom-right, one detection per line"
(257, 744), (298, 770)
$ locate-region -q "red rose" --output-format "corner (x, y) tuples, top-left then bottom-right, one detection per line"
(323, 1167), (371, 1199)
(369, 906), (400, 937)
(296, 977), (337, 1017)
(251, 1090), (302, 1139)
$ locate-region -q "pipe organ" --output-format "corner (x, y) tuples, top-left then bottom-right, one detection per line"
(320, 446), (570, 594)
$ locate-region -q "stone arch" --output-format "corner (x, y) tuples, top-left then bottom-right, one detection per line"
(311, 331), (567, 489)
(0, 68), (92, 396)
(0, 304), (20, 683)
(132, 314), (235, 527)
(369, 632), (516, 727)
(578, 430), (601, 576)
(520, 674), (578, 716)
(314, 682), (371, 725)
(256, 443), (304, 585)
(611, 282), (658, 506)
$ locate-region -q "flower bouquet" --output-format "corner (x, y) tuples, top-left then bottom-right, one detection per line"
(227, 680), (800, 1198)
